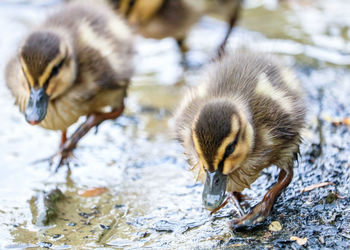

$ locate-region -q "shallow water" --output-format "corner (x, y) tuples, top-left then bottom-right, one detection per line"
(0, 0), (349, 248)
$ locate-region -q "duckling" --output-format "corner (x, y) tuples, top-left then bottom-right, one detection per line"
(111, 0), (241, 57)
(5, 2), (134, 169)
(174, 52), (306, 228)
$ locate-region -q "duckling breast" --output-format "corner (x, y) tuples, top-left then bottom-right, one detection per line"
(38, 97), (88, 131)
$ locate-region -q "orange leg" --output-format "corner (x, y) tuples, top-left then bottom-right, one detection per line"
(54, 106), (124, 171)
(176, 38), (189, 55)
(232, 191), (251, 203)
(60, 130), (67, 148)
(231, 166), (293, 229)
(217, 0), (241, 58)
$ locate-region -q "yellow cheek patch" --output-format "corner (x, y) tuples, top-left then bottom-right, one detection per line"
(223, 157), (241, 175)
(192, 130), (209, 170)
(255, 73), (294, 114)
(20, 58), (35, 87)
(45, 76), (60, 97)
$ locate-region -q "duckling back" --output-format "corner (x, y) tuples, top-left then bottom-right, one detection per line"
(44, 2), (134, 87)
(207, 53), (306, 143)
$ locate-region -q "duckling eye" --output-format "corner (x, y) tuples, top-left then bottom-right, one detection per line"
(225, 142), (235, 156)
(50, 65), (60, 77)
(49, 58), (65, 79)
(224, 129), (241, 157)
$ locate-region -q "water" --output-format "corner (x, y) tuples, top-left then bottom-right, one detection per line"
(0, 0), (349, 248)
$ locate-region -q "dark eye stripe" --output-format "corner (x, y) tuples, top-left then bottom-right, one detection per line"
(225, 129), (240, 156)
(51, 58), (65, 77)
(224, 142), (235, 157)
(44, 57), (65, 88)
(218, 129), (241, 172)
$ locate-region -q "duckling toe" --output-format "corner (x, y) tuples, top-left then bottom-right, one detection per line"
(30, 149), (73, 172)
(231, 202), (271, 229)
(52, 149), (75, 172)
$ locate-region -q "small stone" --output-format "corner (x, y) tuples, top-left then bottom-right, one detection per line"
(114, 204), (125, 209)
(290, 236), (307, 246)
(67, 222), (76, 226)
(325, 191), (338, 204)
(100, 224), (110, 230)
(39, 242), (52, 248)
(52, 234), (61, 239)
(136, 232), (150, 238)
(269, 221), (282, 232)
(78, 212), (89, 218)
(319, 236), (325, 244)
(107, 160), (116, 166)
(263, 232), (272, 238)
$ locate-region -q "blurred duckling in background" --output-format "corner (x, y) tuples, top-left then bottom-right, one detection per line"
(6, 2), (134, 170)
(111, 0), (241, 58)
(174, 52), (306, 228)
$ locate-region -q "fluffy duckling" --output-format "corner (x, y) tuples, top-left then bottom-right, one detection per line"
(174, 52), (306, 228)
(6, 2), (134, 169)
(111, 0), (241, 56)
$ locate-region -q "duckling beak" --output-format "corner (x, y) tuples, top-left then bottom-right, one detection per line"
(202, 169), (227, 211)
(25, 87), (49, 125)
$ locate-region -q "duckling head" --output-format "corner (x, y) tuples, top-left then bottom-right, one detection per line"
(19, 31), (76, 125)
(192, 99), (254, 211)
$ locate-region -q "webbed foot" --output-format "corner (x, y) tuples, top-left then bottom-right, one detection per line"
(231, 200), (271, 229)
(231, 166), (293, 230)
